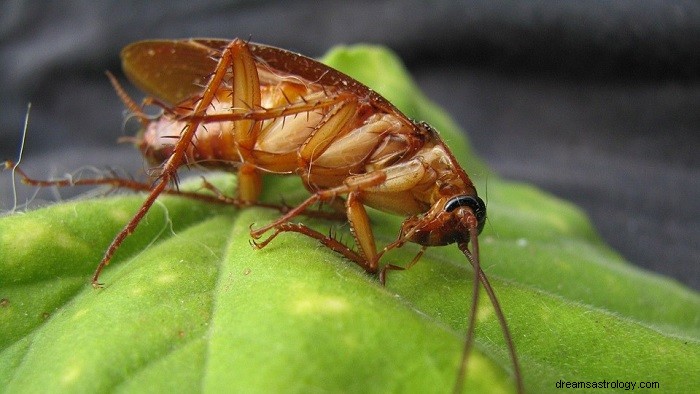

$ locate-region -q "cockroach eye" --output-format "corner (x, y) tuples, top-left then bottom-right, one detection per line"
(445, 195), (486, 234)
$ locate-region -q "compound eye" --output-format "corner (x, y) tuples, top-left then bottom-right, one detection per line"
(444, 195), (487, 233)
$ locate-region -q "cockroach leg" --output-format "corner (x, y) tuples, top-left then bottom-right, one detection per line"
(250, 171), (386, 238)
(5, 158), (344, 223)
(236, 163), (262, 203)
(298, 99), (359, 168)
(229, 39), (262, 152)
(250, 193), (323, 239)
(378, 246), (427, 285)
(4, 160), (158, 192)
(5, 159), (245, 209)
(91, 39), (257, 287)
(251, 222), (373, 273)
(179, 92), (352, 125)
(251, 191), (429, 286)
(345, 191), (377, 264)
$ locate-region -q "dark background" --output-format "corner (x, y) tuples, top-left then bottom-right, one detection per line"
(1, 1), (698, 290)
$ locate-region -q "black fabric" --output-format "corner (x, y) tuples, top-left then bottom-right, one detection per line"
(1, 0), (698, 289)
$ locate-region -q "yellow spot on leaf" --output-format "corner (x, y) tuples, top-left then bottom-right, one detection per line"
(0, 219), (51, 261)
(292, 295), (349, 315)
(109, 207), (133, 224)
(53, 231), (86, 252)
(72, 308), (88, 320)
(156, 272), (178, 284)
(61, 363), (82, 385)
(129, 286), (146, 296)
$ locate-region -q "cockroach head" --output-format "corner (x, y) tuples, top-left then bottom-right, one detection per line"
(400, 194), (486, 247)
(445, 195), (486, 234)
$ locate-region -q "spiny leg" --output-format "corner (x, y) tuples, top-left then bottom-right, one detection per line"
(250, 189), (430, 286)
(178, 92), (354, 125)
(4, 162), (177, 205)
(250, 213), (432, 288)
(378, 246), (426, 285)
(249, 171), (386, 239)
(250, 161), (442, 284)
(90, 39), (262, 286)
(4, 159), (345, 221)
(251, 222), (374, 273)
(249, 171), (388, 280)
(297, 99), (358, 170)
(196, 175), (344, 221)
(93, 39), (350, 285)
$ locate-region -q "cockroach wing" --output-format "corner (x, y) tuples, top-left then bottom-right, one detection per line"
(121, 40), (222, 105)
(122, 39), (402, 116)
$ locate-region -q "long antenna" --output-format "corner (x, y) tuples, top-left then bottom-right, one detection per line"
(454, 239), (480, 393)
(454, 223), (524, 393)
(475, 258), (524, 393)
(8, 103), (32, 213)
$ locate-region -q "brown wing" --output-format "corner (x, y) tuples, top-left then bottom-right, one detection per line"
(121, 40), (221, 105)
(121, 39), (398, 114)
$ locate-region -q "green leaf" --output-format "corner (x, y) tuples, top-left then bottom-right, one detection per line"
(1, 45), (699, 394)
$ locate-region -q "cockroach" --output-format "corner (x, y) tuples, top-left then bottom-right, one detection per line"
(5, 39), (523, 393)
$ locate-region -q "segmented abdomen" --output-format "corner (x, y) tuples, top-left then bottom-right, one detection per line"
(142, 72), (423, 184)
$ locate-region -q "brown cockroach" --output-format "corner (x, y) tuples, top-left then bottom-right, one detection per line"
(6, 39), (523, 392)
